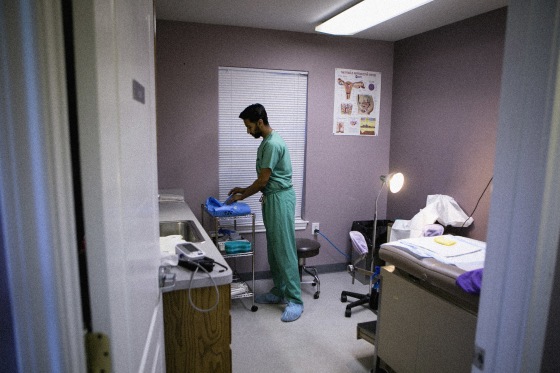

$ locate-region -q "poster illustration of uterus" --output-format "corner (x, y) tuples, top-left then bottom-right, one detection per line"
(333, 68), (381, 136)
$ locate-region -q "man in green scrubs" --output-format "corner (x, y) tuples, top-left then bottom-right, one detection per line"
(227, 103), (303, 322)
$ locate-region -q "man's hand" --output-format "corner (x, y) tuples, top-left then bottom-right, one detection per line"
(226, 169), (271, 204)
(226, 193), (243, 204)
(226, 187), (246, 204)
(228, 187), (246, 196)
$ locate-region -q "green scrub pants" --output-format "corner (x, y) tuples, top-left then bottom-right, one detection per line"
(261, 188), (302, 305)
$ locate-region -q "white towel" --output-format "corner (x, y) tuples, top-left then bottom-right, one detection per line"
(159, 235), (186, 253)
(160, 252), (179, 266)
(158, 193), (185, 202)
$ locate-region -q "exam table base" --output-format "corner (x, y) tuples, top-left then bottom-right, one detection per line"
(376, 268), (477, 373)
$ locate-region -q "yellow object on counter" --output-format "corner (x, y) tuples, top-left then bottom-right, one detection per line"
(434, 236), (457, 246)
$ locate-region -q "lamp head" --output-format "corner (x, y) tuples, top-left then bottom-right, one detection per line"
(380, 172), (404, 193)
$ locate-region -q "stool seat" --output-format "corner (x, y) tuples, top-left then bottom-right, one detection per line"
(296, 238), (320, 258)
(295, 238), (321, 299)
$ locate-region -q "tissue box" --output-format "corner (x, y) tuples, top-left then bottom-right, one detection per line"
(389, 219), (411, 241)
(224, 240), (251, 254)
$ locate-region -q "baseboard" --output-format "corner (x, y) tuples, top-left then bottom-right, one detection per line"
(235, 262), (348, 282)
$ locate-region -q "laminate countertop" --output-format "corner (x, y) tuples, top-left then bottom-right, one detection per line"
(159, 201), (232, 292)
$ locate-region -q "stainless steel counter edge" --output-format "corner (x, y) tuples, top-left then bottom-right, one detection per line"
(159, 201), (233, 292)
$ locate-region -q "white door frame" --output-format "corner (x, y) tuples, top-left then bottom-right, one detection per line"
(71, 0), (164, 371)
(0, 1), (85, 371)
(474, 0), (560, 371)
(1, 0), (164, 372)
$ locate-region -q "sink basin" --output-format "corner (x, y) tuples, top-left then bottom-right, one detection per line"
(159, 220), (205, 243)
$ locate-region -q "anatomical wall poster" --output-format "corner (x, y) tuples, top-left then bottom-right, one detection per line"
(332, 68), (381, 136)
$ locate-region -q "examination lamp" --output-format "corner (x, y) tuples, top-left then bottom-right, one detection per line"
(382, 172), (404, 193)
(363, 172), (407, 286)
(315, 0), (434, 36)
(371, 172), (404, 286)
(341, 172), (405, 316)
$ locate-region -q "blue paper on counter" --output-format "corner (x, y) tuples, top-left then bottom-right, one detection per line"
(205, 197), (251, 217)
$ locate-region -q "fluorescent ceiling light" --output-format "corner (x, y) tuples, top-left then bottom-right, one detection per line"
(315, 0), (433, 36)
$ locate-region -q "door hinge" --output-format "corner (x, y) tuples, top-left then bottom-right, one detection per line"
(85, 332), (111, 372)
(473, 344), (485, 370)
(159, 265), (176, 291)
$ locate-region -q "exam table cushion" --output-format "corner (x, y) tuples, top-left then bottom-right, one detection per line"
(379, 244), (479, 310)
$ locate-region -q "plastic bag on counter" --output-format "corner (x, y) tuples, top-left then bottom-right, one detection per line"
(205, 196), (251, 217)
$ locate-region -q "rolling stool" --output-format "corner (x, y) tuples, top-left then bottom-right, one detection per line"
(296, 238), (321, 299)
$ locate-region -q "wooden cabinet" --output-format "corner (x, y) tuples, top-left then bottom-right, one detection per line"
(163, 284), (231, 373)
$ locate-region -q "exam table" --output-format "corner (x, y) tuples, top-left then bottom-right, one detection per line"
(363, 238), (482, 373)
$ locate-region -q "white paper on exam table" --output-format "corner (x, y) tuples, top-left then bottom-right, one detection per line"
(382, 235), (486, 271)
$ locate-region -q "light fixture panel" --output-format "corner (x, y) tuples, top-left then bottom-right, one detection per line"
(315, 0), (434, 36)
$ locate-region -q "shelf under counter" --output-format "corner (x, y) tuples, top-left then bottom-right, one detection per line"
(201, 204), (258, 312)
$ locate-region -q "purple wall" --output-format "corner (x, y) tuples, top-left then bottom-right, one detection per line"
(156, 22), (394, 272)
(388, 8), (507, 241)
(156, 8), (507, 272)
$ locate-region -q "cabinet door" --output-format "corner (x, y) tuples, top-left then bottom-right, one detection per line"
(377, 270), (423, 372)
(415, 288), (476, 373)
(163, 284), (232, 372)
(377, 269), (477, 373)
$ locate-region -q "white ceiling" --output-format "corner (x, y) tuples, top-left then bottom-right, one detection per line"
(155, 0), (508, 42)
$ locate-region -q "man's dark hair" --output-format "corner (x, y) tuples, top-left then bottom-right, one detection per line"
(239, 103), (269, 126)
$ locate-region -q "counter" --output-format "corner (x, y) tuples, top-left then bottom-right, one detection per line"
(159, 201), (233, 291)
(159, 198), (233, 373)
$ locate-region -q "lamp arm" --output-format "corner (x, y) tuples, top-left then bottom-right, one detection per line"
(372, 181), (386, 253)
(369, 180), (387, 292)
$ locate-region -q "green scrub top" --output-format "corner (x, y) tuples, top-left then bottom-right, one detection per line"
(256, 131), (293, 194)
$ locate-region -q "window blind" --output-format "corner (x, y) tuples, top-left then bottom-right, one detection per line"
(218, 67), (308, 230)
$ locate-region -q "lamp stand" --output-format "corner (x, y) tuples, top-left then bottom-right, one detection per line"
(369, 179), (386, 294)
(341, 173), (402, 317)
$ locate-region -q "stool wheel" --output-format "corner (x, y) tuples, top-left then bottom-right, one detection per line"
(251, 305), (258, 312)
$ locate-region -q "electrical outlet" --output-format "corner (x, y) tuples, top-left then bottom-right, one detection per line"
(311, 223), (320, 235)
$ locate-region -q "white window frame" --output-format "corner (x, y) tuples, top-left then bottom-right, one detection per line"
(218, 67), (308, 232)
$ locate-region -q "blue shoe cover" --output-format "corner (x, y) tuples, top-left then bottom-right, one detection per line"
(255, 292), (285, 304)
(281, 302), (303, 322)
